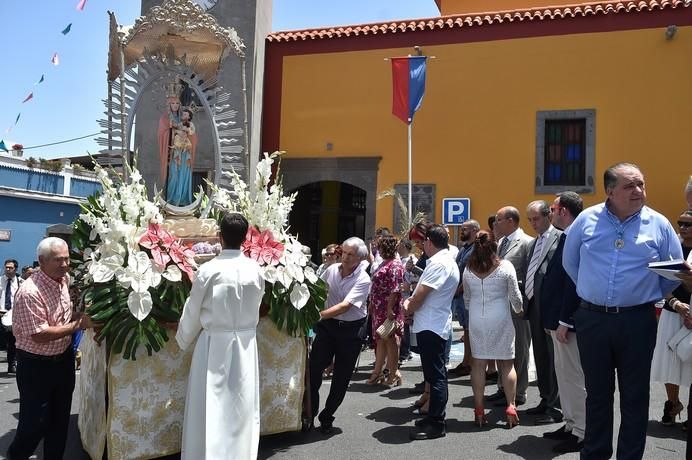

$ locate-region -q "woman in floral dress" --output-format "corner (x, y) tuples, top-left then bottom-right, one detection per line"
(367, 235), (405, 387)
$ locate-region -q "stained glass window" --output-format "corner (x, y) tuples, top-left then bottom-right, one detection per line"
(544, 119), (586, 186)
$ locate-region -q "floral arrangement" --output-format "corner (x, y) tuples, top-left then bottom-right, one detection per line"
(71, 164), (196, 359)
(11, 143), (23, 151)
(209, 151), (328, 336)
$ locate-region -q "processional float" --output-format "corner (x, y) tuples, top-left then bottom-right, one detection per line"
(77, 2), (311, 458)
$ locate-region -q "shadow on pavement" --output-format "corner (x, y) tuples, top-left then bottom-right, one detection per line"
(646, 420), (686, 441)
(497, 434), (557, 459)
(366, 405), (418, 426)
(259, 427), (338, 459)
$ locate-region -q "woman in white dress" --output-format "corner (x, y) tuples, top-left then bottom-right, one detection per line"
(463, 231), (523, 428)
(651, 210), (692, 427)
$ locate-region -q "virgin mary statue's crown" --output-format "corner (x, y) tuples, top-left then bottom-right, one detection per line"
(165, 77), (184, 99)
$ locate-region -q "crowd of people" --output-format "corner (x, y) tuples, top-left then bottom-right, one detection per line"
(309, 163), (692, 459)
(1, 163), (691, 460)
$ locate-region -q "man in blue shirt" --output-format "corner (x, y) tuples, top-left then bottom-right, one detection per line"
(563, 163), (683, 459)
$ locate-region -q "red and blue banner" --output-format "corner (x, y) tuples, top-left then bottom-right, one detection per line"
(391, 56), (427, 124)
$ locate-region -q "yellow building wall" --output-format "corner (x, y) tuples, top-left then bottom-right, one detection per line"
(438, 0), (617, 15)
(278, 27), (692, 236)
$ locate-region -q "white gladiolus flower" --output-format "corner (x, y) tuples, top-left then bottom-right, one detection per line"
(289, 283), (310, 310)
(127, 290), (153, 321)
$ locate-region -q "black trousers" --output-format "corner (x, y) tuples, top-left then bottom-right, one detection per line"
(417, 330), (448, 428)
(309, 318), (364, 425)
(574, 305), (657, 460)
(7, 348), (75, 460)
(6, 331), (16, 366)
(528, 298), (560, 412)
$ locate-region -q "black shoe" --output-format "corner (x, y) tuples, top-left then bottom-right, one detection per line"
(409, 424), (446, 440)
(485, 371), (498, 383)
(552, 434), (583, 453)
(543, 425), (571, 440)
(534, 413), (563, 425)
(486, 390), (505, 402)
(414, 418), (430, 427)
(318, 421), (333, 434)
(525, 402), (548, 415)
(450, 363), (471, 376)
(7, 363), (16, 374)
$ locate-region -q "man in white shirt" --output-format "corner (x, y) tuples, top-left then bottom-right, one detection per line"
(309, 237), (371, 434)
(404, 224), (460, 440)
(1, 258), (22, 373)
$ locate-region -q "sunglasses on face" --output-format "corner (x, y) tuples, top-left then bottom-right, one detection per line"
(678, 221), (692, 228)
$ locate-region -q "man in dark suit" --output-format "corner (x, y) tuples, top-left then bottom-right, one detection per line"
(524, 201), (562, 424)
(486, 206), (533, 406)
(541, 191), (585, 453)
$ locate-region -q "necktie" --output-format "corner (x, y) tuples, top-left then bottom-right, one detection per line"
(498, 238), (510, 258)
(525, 234), (545, 300)
(5, 278), (11, 310)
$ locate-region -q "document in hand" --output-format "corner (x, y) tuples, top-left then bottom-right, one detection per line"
(647, 259), (692, 281)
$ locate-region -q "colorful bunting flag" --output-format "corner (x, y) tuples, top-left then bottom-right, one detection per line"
(62, 23), (72, 35)
(35, 75), (44, 85)
(51, 53), (60, 66)
(76, 0), (87, 11)
(0, 141), (7, 153)
(22, 93), (33, 103)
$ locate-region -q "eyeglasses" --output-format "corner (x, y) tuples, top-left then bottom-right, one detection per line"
(678, 221), (692, 228)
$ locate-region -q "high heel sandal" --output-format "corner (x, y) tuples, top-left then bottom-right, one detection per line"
(413, 391), (429, 408)
(505, 404), (520, 428)
(474, 407), (488, 427)
(662, 400), (684, 426)
(366, 372), (384, 385)
(384, 371), (402, 387)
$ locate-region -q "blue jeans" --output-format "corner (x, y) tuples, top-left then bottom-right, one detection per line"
(417, 330), (448, 428)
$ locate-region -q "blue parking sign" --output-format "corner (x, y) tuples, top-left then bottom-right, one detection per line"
(442, 198), (470, 225)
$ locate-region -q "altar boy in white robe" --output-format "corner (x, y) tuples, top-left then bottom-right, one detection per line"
(176, 212), (265, 460)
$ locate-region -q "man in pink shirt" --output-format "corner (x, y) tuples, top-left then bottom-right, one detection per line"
(7, 237), (91, 460)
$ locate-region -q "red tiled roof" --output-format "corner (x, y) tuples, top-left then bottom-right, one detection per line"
(268, 0), (690, 42)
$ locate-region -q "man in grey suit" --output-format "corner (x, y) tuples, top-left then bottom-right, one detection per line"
(486, 206), (533, 406)
(524, 200), (563, 424)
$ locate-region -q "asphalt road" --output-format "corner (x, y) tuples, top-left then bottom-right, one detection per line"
(0, 328), (687, 460)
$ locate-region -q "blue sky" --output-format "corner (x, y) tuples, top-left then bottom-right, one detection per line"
(0, 0), (439, 159)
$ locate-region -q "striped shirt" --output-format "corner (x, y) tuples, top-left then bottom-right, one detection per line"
(13, 269), (72, 356)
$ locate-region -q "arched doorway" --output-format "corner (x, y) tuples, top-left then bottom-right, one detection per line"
(289, 181), (366, 265)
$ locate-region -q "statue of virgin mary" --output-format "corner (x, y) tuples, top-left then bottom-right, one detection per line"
(158, 78), (198, 206)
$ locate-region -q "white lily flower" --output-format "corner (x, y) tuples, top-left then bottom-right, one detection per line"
(304, 266), (318, 284)
(89, 254), (124, 283)
(285, 262), (304, 284)
(162, 264), (182, 282)
(117, 251), (159, 293)
(262, 265), (278, 284)
(289, 283), (310, 310)
(127, 290), (153, 321)
(275, 265), (293, 288)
